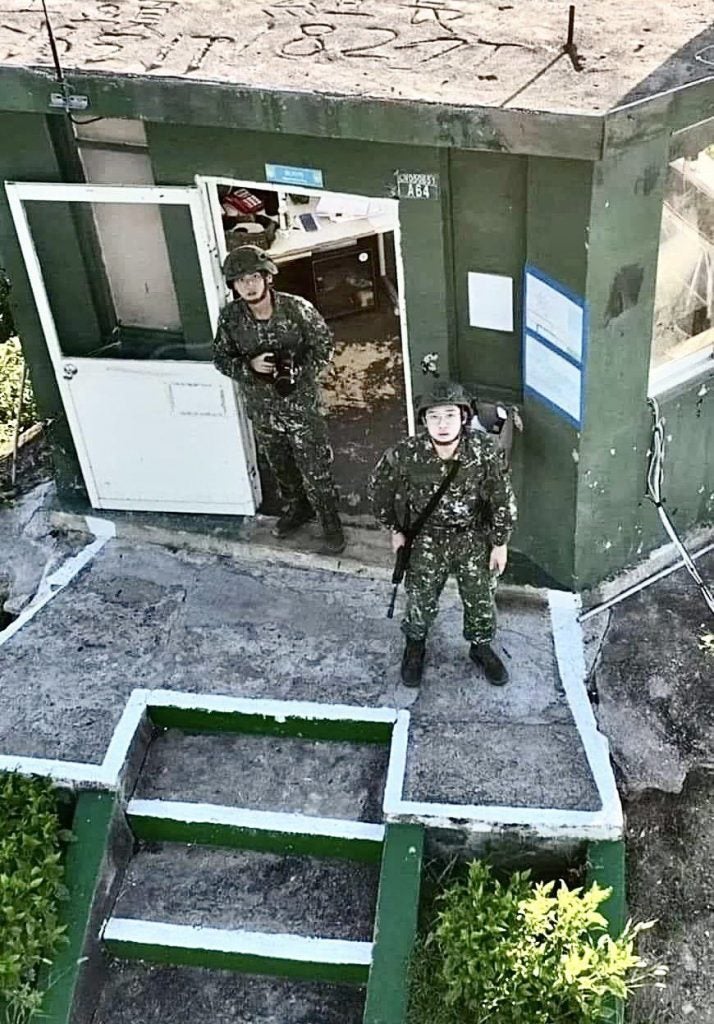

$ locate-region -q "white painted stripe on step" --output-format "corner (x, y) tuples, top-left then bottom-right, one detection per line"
(547, 590), (623, 834)
(143, 689), (398, 725)
(389, 800), (622, 840)
(127, 799), (385, 843)
(382, 709), (410, 815)
(0, 754), (108, 787)
(103, 917), (374, 965)
(101, 689), (150, 778)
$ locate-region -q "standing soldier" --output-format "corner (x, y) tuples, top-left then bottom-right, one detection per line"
(369, 380), (517, 687)
(213, 245), (345, 554)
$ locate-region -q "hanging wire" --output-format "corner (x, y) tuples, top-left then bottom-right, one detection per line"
(39, 0), (104, 125)
(647, 396), (714, 616)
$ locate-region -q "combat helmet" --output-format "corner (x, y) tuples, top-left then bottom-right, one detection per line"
(222, 245), (278, 283)
(415, 379), (473, 422)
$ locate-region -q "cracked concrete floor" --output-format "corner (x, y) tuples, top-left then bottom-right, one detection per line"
(0, 536), (599, 811)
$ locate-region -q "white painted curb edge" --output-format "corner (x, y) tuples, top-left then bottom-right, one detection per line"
(128, 798), (386, 843)
(144, 689), (398, 724)
(103, 917), (373, 965)
(0, 515), (115, 648)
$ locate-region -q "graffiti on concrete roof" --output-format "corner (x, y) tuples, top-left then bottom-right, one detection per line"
(0, 0), (712, 114)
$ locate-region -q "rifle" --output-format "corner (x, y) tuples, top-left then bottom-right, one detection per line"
(386, 459), (460, 618)
(387, 511), (412, 620)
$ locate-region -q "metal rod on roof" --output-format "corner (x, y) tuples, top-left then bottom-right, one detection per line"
(567, 5), (576, 48)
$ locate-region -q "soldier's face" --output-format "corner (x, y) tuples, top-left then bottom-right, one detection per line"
(425, 404), (463, 445)
(234, 272), (272, 303)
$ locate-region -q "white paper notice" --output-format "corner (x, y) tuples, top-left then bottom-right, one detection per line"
(467, 272), (513, 332)
(525, 270), (583, 362)
(524, 334), (582, 424)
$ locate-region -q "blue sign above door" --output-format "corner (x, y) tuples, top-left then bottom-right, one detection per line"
(265, 164), (324, 189)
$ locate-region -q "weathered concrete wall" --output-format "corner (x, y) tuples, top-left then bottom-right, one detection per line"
(575, 133), (714, 587)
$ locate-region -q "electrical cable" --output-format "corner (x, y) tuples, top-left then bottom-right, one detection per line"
(646, 396), (714, 616)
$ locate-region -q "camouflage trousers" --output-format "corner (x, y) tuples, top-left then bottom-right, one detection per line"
(403, 528), (497, 644)
(250, 402), (339, 519)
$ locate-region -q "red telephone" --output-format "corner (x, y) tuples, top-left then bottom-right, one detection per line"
(222, 188), (265, 216)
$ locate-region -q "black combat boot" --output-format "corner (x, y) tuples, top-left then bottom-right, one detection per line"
(272, 501), (314, 538)
(469, 642), (509, 685)
(401, 639), (426, 687)
(320, 511), (346, 555)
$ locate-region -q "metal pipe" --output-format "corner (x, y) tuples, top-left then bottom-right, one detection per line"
(9, 358), (26, 489)
(579, 540), (714, 622)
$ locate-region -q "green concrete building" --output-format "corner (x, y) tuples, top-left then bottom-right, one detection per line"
(0, 0), (712, 589)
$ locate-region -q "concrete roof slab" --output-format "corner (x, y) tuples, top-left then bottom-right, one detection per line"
(0, 1), (712, 117)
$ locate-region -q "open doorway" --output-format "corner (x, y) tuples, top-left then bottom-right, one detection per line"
(200, 177), (411, 516)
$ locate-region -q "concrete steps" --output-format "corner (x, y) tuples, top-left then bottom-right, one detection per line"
(91, 961), (366, 1024)
(134, 728), (389, 823)
(95, 709), (393, 1020)
(109, 842), (379, 942)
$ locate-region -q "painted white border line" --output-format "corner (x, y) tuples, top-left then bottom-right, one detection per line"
(103, 917), (373, 966)
(128, 799), (385, 844)
(0, 754), (107, 787)
(383, 589), (623, 841)
(144, 689), (398, 725)
(383, 710), (409, 812)
(0, 515), (115, 648)
(547, 590), (623, 832)
(0, 688), (405, 797)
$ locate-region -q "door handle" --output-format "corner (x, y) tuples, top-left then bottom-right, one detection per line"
(63, 363), (78, 380)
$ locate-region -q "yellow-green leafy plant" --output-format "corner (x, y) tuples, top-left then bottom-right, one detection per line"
(409, 860), (666, 1024)
(0, 773), (69, 1023)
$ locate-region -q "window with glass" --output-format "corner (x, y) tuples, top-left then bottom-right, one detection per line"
(650, 145), (714, 391)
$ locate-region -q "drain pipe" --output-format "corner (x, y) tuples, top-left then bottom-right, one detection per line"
(0, 515), (116, 647)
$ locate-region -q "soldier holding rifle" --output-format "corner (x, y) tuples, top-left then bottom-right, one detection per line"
(369, 380), (517, 687)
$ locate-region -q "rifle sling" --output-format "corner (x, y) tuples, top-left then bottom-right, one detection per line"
(405, 459), (460, 541)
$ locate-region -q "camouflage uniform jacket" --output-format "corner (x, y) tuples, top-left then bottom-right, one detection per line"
(369, 431), (517, 547)
(212, 290), (333, 417)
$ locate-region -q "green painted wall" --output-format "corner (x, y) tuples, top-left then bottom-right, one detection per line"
(449, 149), (526, 398)
(519, 158), (594, 586)
(574, 133), (714, 587)
(145, 123), (453, 390)
(0, 111), (85, 495)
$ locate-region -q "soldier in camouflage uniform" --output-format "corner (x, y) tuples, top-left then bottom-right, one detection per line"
(369, 380), (517, 686)
(213, 245), (345, 554)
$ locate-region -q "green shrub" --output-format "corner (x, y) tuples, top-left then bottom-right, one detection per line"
(0, 339), (37, 450)
(408, 861), (666, 1024)
(0, 773), (69, 1024)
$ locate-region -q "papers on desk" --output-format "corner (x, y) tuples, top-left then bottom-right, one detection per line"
(314, 194), (385, 221)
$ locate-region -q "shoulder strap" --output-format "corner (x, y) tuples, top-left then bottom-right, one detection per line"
(407, 459), (460, 539)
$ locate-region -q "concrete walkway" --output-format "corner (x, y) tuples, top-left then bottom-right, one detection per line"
(0, 531), (599, 814)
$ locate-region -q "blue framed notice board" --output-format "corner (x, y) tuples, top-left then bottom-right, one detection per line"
(522, 265), (588, 428)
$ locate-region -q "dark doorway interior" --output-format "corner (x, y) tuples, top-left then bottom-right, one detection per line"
(256, 231), (407, 517)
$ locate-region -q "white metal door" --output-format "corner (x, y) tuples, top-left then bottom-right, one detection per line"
(5, 182), (260, 515)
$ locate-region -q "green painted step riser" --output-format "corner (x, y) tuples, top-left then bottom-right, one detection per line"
(103, 940), (369, 986)
(363, 823), (424, 1024)
(148, 707), (392, 743)
(128, 816), (383, 863)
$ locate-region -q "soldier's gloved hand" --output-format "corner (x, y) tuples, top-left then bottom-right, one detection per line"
(391, 531), (407, 553)
(489, 544), (508, 575)
(250, 352), (276, 375)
